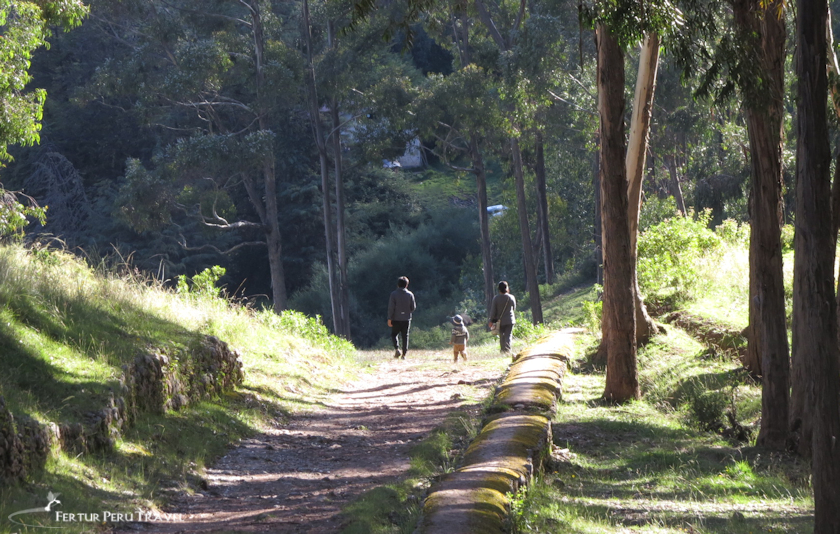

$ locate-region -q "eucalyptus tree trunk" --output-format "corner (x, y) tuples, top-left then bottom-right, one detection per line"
(597, 24), (639, 403)
(250, 0), (287, 312)
(626, 33), (660, 344)
(791, 0), (840, 526)
(331, 102), (351, 339)
(593, 135), (603, 285)
(302, 0), (340, 333)
(511, 137), (543, 324)
(825, 10), (840, 345)
(732, 0), (790, 450)
(328, 19), (351, 339)
(533, 131), (555, 284)
(469, 135), (496, 318)
(665, 154), (687, 215)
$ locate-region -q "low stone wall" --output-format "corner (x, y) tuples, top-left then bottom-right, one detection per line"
(0, 335), (243, 484)
(417, 330), (575, 533)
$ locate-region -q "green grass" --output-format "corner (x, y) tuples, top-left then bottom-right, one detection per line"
(0, 243), (358, 534)
(513, 331), (812, 533)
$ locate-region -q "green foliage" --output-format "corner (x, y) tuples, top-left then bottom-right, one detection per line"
(292, 207), (480, 347)
(0, 186), (46, 239)
(263, 309), (355, 355)
(0, 0), (87, 163)
(582, 298), (603, 334)
(714, 218), (749, 245)
(637, 211), (721, 306)
(639, 195), (680, 233)
(684, 386), (728, 432)
(780, 224), (795, 253)
(512, 312), (551, 341)
(0, 241), (357, 531)
(177, 265), (226, 299)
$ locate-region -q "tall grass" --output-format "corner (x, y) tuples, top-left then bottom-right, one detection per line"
(0, 243), (357, 533)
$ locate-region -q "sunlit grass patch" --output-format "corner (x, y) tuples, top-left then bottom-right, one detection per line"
(0, 243), (360, 531)
(515, 332), (813, 533)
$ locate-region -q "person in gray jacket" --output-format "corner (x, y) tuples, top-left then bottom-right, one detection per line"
(488, 281), (516, 353)
(388, 276), (416, 359)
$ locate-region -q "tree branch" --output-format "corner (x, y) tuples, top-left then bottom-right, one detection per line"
(547, 89), (597, 116)
(475, 0), (508, 50)
(178, 234), (266, 255)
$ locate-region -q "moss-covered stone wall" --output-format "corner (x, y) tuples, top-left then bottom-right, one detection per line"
(418, 331), (575, 534)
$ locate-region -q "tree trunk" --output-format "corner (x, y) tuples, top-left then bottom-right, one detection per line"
(469, 135), (496, 319)
(533, 130), (555, 284)
(626, 32), (660, 344)
(593, 134), (603, 286)
(511, 137), (543, 324)
(326, 20), (351, 339)
(331, 101), (352, 339)
(250, 0), (287, 312)
(597, 24), (639, 402)
(302, 0), (342, 333)
(731, 0), (790, 450)
(792, 0), (840, 527)
(665, 154), (687, 215)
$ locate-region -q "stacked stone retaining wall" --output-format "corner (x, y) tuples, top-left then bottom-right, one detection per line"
(0, 335), (243, 484)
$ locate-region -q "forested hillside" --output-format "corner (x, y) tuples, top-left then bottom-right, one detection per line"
(1, 0), (788, 346)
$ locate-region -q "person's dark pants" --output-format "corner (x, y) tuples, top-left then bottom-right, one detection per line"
(499, 323), (514, 353)
(391, 320), (411, 355)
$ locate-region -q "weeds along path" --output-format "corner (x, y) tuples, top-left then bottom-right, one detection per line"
(126, 349), (508, 534)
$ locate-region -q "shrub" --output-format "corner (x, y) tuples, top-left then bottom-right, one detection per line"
(714, 218), (749, 245)
(177, 265), (227, 299)
(637, 210), (721, 306)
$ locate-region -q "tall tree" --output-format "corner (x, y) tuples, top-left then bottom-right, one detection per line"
(302, 0), (351, 337)
(790, 0), (840, 526)
(729, 0), (790, 449)
(414, 6), (499, 318)
(474, 0), (543, 323)
(87, 0), (299, 312)
(625, 33), (661, 344)
(597, 23), (639, 402)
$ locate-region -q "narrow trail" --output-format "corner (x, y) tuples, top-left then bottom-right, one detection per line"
(127, 350), (508, 534)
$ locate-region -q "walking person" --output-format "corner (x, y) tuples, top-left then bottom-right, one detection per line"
(388, 276), (416, 359)
(449, 314), (469, 362)
(488, 281), (516, 354)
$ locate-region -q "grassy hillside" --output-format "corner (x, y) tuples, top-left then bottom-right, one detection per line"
(0, 243), (357, 533)
(511, 220), (814, 533)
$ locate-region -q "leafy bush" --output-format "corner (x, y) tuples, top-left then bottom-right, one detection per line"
(639, 195), (681, 233)
(581, 298), (602, 334)
(259, 308), (354, 354)
(685, 390), (728, 432)
(780, 224), (795, 253)
(637, 210), (721, 307)
(512, 312), (551, 341)
(177, 265), (227, 299)
(714, 218), (749, 245)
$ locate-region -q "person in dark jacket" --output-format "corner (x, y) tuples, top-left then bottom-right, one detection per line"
(449, 314), (470, 362)
(488, 281), (516, 354)
(388, 276), (416, 359)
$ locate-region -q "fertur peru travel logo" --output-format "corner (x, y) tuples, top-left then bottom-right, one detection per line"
(7, 491), (64, 529)
(7, 491), (185, 530)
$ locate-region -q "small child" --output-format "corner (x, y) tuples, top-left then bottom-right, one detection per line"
(449, 314), (470, 362)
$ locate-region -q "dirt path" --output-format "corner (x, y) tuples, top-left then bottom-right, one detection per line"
(128, 350), (508, 533)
